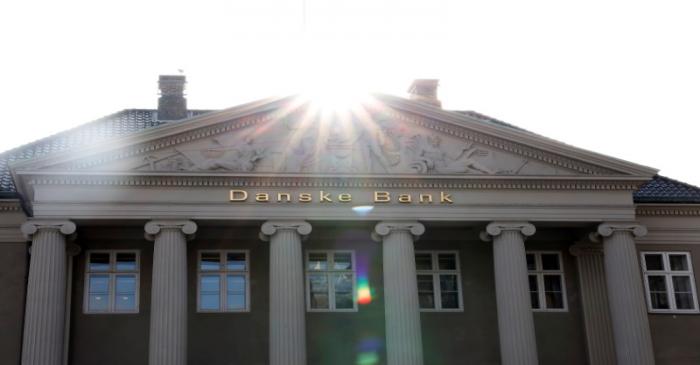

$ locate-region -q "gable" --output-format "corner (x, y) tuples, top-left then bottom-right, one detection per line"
(8, 95), (657, 180)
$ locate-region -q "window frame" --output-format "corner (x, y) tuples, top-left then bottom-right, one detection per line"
(305, 250), (358, 312)
(196, 249), (251, 313)
(83, 249), (140, 314)
(526, 251), (568, 312)
(641, 251), (699, 314)
(415, 250), (464, 312)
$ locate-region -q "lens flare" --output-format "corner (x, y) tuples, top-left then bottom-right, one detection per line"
(356, 337), (382, 365)
(357, 276), (372, 305)
(352, 205), (374, 215)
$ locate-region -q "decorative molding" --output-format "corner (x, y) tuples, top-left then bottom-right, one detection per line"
(597, 223), (647, 238)
(259, 220), (312, 241)
(480, 222), (536, 241)
(20, 220), (76, 240)
(22, 173), (645, 191)
(372, 221), (425, 242)
(0, 201), (22, 212)
(636, 205), (700, 217)
(144, 220), (198, 241)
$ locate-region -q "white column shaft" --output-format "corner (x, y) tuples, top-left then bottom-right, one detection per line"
(21, 229), (68, 365)
(382, 229), (424, 365)
(149, 228), (189, 365)
(492, 230), (538, 365)
(573, 249), (616, 365)
(602, 230), (655, 365)
(268, 229), (306, 365)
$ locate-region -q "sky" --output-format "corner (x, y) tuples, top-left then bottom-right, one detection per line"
(1, 0), (699, 185)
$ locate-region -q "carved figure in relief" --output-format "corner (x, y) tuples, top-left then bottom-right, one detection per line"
(408, 135), (493, 174)
(284, 136), (316, 172)
(189, 136), (266, 172)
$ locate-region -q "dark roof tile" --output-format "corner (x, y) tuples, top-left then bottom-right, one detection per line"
(634, 175), (700, 203)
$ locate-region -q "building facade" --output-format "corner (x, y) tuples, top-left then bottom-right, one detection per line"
(1, 76), (700, 365)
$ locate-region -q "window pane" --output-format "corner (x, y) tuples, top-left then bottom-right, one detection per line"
(669, 255), (689, 271)
(529, 275), (540, 309)
(200, 275), (220, 310)
(675, 293), (695, 310)
(650, 292), (670, 309)
(441, 292), (459, 309)
(309, 274), (328, 293)
(672, 275), (692, 293)
(89, 253), (110, 271)
(415, 253), (432, 270)
(333, 253), (352, 270)
(308, 253), (327, 271)
(545, 292), (564, 309)
(648, 275), (667, 292)
(438, 254), (457, 270)
(417, 275), (435, 309)
(334, 273), (353, 293)
(310, 293), (329, 309)
(227, 275), (246, 293)
(644, 254), (664, 271)
(115, 253), (137, 271)
(88, 275), (110, 311)
(226, 253), (246, 271)
(226, 275), (246, 311)
(541, 254), (560, 271)
(543, 275), (562, 292)
(200, 253), (221, 271)
(227, 294), (246, 310)
(115, 275), (137, 311)
(526, 254), (536, 271)
(335, 292), (354, 309)
(440, 275), (458, 292)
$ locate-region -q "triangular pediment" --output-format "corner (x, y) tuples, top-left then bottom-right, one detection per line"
(10, 94), (658, 179)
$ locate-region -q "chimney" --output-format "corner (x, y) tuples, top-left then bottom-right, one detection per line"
(158, 75), (187, 120)
(407, 79), (441, 108)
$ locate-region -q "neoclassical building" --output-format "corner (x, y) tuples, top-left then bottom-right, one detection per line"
(1, 76), (699, 365)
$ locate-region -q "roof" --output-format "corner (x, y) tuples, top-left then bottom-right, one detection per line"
(634, 175), (700, 203)
(1, 105), (699, 204)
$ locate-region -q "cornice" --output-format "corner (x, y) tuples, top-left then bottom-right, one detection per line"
(635, 204), (700, 217)
(19, 172), (647, 191)
(0, 201), (22, 212)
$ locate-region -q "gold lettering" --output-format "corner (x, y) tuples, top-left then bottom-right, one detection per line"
(419, 193), (433, 204)
(338, 193), (352, 202)
(440, 191), (453, 204)
(374, 191), (391, 203)
(255, 193), (269, 202)
(277, 193), (291, 202)
(398, 194), (412, 203)
(319, 190), (332, 203)
(299, 193), (312, 202)
(229, 189), (248, 202)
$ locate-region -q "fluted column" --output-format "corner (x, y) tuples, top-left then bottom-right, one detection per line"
(260, 220), (311, 365)
(20, 220), (76, 365)
(570, 241), (616, 365)
(372, 221), (425, 365)
(480, 222), (538, 365)
(597, 223), (655, 365)
(145, 220), (197, 365)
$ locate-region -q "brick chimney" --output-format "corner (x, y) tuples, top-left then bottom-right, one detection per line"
(407, 79), (441, 108)
(158, 75), (187, 120)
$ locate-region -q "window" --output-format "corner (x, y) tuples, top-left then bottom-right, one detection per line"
(306, 251), (356, 311)
(197, 250), (249, 312)
(641, 252), (699, 313)
(526, 252), (567, 311)
(84, 250), (139, 313)
(415, 251), (463, 311)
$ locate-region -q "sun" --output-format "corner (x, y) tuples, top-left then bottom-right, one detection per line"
(299, 77), (373, 114)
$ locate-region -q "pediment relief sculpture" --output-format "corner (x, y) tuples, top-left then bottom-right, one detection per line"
(131, 112), (569, 176)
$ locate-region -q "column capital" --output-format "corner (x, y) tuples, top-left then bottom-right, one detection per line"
(480, 221), (535, 242)
(259, 220), (312, 242)
(21, 220), (76, 241)
(144, 220), (197, 241)
(569, 243), (604, 257)
(597, 222), (647, 238)
(371, 221), (425, 242)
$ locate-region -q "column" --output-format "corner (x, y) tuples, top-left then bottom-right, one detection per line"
(597, 223), (655, 365)
(145, 220), (197, 365)
(569, 241), (616, 365)
(480, 222), (538, 365)
(260, 220), (311, 365)
(372, 221), (425, 365)
(20, 220), (76, 365)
